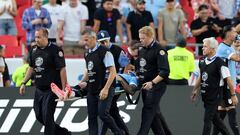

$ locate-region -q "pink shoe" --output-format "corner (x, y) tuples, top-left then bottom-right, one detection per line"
(51, 83), (64, 99)
(65, 83), (73, 98)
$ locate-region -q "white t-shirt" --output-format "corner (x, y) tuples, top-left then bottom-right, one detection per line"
(0, 57), (5, 67)
(43, 4), (62, 39)
(0, 0), (13, 19)
(59, 3), (89, 41)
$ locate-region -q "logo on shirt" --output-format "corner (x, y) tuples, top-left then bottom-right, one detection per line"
(35, 57), (43, 67)
(139, 58), (146, 67)
(87, 61), (94, 71)
(59, 51), (63, 57)
(202, 72), (208, 81)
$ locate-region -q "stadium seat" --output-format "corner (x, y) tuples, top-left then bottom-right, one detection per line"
(16, 0), (31, 8)
(0, 35), (18, 46)
(4, 45), (26, 58)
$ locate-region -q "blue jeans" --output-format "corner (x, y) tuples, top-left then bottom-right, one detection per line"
(0, 19), (17, 36)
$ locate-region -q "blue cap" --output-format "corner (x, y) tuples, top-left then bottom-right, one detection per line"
(97, 30), (111, 42)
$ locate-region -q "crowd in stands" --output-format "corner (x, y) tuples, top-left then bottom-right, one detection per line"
(0, 0), (240, 87)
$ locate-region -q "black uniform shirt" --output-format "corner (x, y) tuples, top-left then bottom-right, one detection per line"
(136, 40), (169, 85)
(94, 8), (121, 42)
(126, 10), (154, 40)
(29, 43), (65, 90)
(199, 56), (229, 104)
(85, 45), (110, 94)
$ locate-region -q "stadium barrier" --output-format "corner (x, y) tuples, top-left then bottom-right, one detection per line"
(0, 86), (239, 135)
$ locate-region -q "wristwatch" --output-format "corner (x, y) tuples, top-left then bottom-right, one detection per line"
(151, 81), (156, 86)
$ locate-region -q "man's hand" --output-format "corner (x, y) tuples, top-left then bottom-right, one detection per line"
(116, 75), (122, 81)
(79, 81), (87, 89)
(99, 88), (109, 100)
(31, 18), (43, 25)
(201, 25), (208, 33)
(160, 40), (167, 47)
(19, 84), (26, 96)
(7, 5), (12, 13)
(231, 95), (238, 106)
(191, 89), (198, 102)
(42, 18), (48, 24)
(56, 39), (64, 47)
(143, 81), (153, 90)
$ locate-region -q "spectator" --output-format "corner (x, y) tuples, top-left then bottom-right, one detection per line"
(43, 0), (62, 43)
(168, 35), (195, 85)
(57, 0), (88, 57)
(122, 0), (136, 19)
(82, 0), (96, 27)
(145, 0), (166, 31)
(158, 0), (186, 49)
(22, 0), (52, 50)
(12, 55), (31, 87)
(215, 0), (239, 26)
(126, 0), (154, 42)
(233, 35), (240, 83)
(214, 25), (240, 135)
(0, 45), (10, 87)
(190, 4), (221, 55)
(93, 0), (123, 43)
(117, 0), (136, 43)
(0, 0), (17, 36)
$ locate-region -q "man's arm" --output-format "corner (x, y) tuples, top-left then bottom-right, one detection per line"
(230, 53), (240, 62)
(78, 69), (88, 89)
(157, 16), (167, 46)
(191, 76), (201, 101)
(99, 51), (116, 100)
(21, 67), (33, 84)
(19, 67), (34, 95)
(60, 67), (67, 90)
(191, 25), (208, 37)
(226, 77), (238, 106)
(104, 66), (116, 91)
(126, 23), (132, 42)
(117, 75), (137, 95)
(56, 20), (64, 46)
(93, 19), (100, 33)
(80, 20), (87, 33)
(116, 19), (123, 43)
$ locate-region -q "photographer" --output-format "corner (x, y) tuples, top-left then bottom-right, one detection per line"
(191, 4), (221, 55)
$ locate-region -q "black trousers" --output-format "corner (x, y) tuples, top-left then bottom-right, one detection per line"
(87, 88), (123, 135)
(168, 79), (188, 85)
(212, 108), (240, 135)
(34, 88), (70, 135)
(100, 94), (129, 135)
(137, 84), (170, 135)
(202, 103), (230, 135)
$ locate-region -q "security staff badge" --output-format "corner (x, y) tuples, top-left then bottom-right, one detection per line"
(87, 61), (95, 82)
(159, 50), (165, 55)
(35, 57), (43, 67)
(35, 57), (44, 74)
(139, 58), (146, 74)
(58, 51), (63, 57)
(88, 61), (94, 71)
(201, 72), (208, 93)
